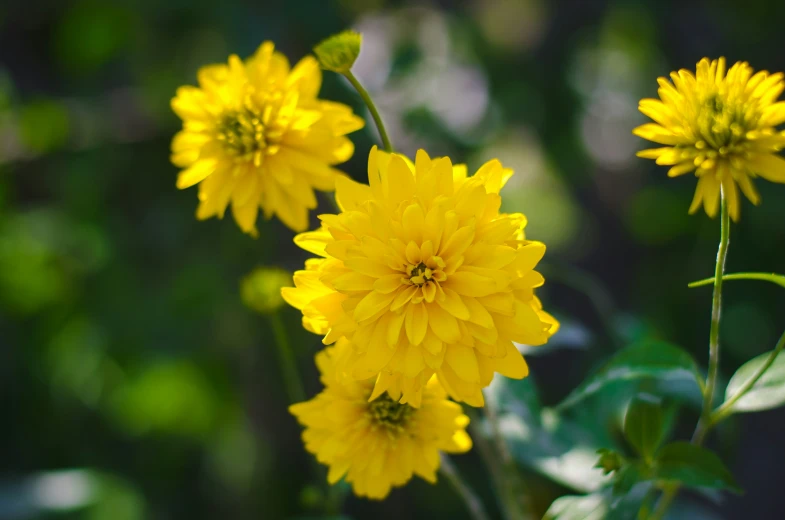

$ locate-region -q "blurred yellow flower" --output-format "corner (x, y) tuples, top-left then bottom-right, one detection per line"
(282, 147), (558, 407)
(170, 42), (364, 235)
(635, 57), (785, 221)
(289, 340), (472, 499)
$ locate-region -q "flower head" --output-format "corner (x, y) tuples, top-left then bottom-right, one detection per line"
(634, 57), (785, 221)
(282, 147), (559, 407)
(289, 340), (472, 499)
(171, 42), (364, 235)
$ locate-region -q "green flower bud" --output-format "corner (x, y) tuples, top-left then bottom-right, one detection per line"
(594, 448), (624, 476)
(240, 267), (291, 315)
(314, 30), (362, 73)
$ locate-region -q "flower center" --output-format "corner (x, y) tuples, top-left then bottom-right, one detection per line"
(696, 93), (749, 153)
(367, 393), (415, 435)
(408, 262), (433, 286)
(217, 111), (269, 163)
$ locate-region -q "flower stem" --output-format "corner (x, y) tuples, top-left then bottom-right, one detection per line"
(649, 193), (731, 520)
(482, 393), (532, 520)
(343, 70), (393, 152)
(711, 329), (785, 424)
(440, 455), (491, 520)
(268, 311), (307, 404)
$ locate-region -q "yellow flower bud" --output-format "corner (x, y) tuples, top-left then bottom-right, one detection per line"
(313, 30), (362, 73)
(240, 267), (291, 315)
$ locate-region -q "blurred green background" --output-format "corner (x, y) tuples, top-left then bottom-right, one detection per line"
(2, 0), (785, 518)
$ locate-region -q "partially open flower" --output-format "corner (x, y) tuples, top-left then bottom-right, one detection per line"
(635, 57), (785, 221)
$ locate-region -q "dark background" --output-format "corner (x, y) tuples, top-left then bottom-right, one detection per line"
(1, 0), (785, 518)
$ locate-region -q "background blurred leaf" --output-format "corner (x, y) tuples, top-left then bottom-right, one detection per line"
(557, 340), (702, 410)
(724, 349), (785, 413)
(487, 378), (611, 492)
(623, 394), (665, 461)
(654, 442), (741, 493)
(18, 100), (70, 154)
(106, 360), (220, 439)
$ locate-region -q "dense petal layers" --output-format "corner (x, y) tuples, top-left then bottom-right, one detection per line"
(171, 41), (364, 235)
(289, 340), (472, 499)
(634, 57), (785, 221)
(283, 147), (559, 406)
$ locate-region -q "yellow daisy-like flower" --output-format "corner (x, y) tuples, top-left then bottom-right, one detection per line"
(170, 42), (365, 235)
(289, 340), (472, 500)
(282, 147), (559, 407)
(634, 57), (785, 221)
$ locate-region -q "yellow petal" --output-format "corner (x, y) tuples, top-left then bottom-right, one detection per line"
(750, 154), (785, 183)
(405, 302), (428, 345)
(444, 271), (497, 298)
(176, 159), (217, 189)
(437, 287), (470, 320)
(445, 344), (480, 383)
(353, 290), (396, 322)
(427, 304), (461, 343)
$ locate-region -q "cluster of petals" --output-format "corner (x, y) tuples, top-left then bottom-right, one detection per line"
(283, 146), (559, 407)
(635, 57), (785, 220)
(171, 41), (364, 235)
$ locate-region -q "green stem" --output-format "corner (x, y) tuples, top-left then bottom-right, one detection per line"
(711, 329), (785, 424)
(466, 409), (510, 516)
(688, 272), (785, 289)
(440, 455), (491, 520)
(268, 312), (307, 404)
(344, 70), (393, 152)
(482, 393), (531, 520)
(650, 194), (731, 520)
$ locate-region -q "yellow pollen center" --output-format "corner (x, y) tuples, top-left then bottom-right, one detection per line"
(367, 393), (415, 436)
(408, 262), (433, 286)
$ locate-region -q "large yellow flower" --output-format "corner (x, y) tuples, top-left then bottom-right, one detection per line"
(634, 57), (785, 221)
(170, 42), (364, 235)
(282, 147), (559, 407)
(289, 340), (472, 499)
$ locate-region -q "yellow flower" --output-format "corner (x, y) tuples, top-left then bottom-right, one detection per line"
(289, 340), (472, 500)
(282, 147), (559, 407)
(170, 42), (365, 235)
(634, 57), (785, 221)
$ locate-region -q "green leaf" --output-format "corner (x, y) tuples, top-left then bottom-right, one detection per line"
(486, 377), (611, 492)
(724, 349), (785, 412)
(557, 340), (702, 410)
(688, 272), (785, 290)
(543, 494), (608, 520)
(623, 394), (665, 460)
(543, 486), (650, 520)
(654, 442), (741, 493)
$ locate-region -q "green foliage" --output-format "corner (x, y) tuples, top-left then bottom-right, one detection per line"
(724, 349), (785, 412)
(543, 486), (649, 520)
(107, 361), (220, 439)
(623, 394), (665, 461)
(18, 99), (70, 153)
(486, 378), (611, 493)
(558, 340), (702, 410)
(653, 442), (741, 493)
